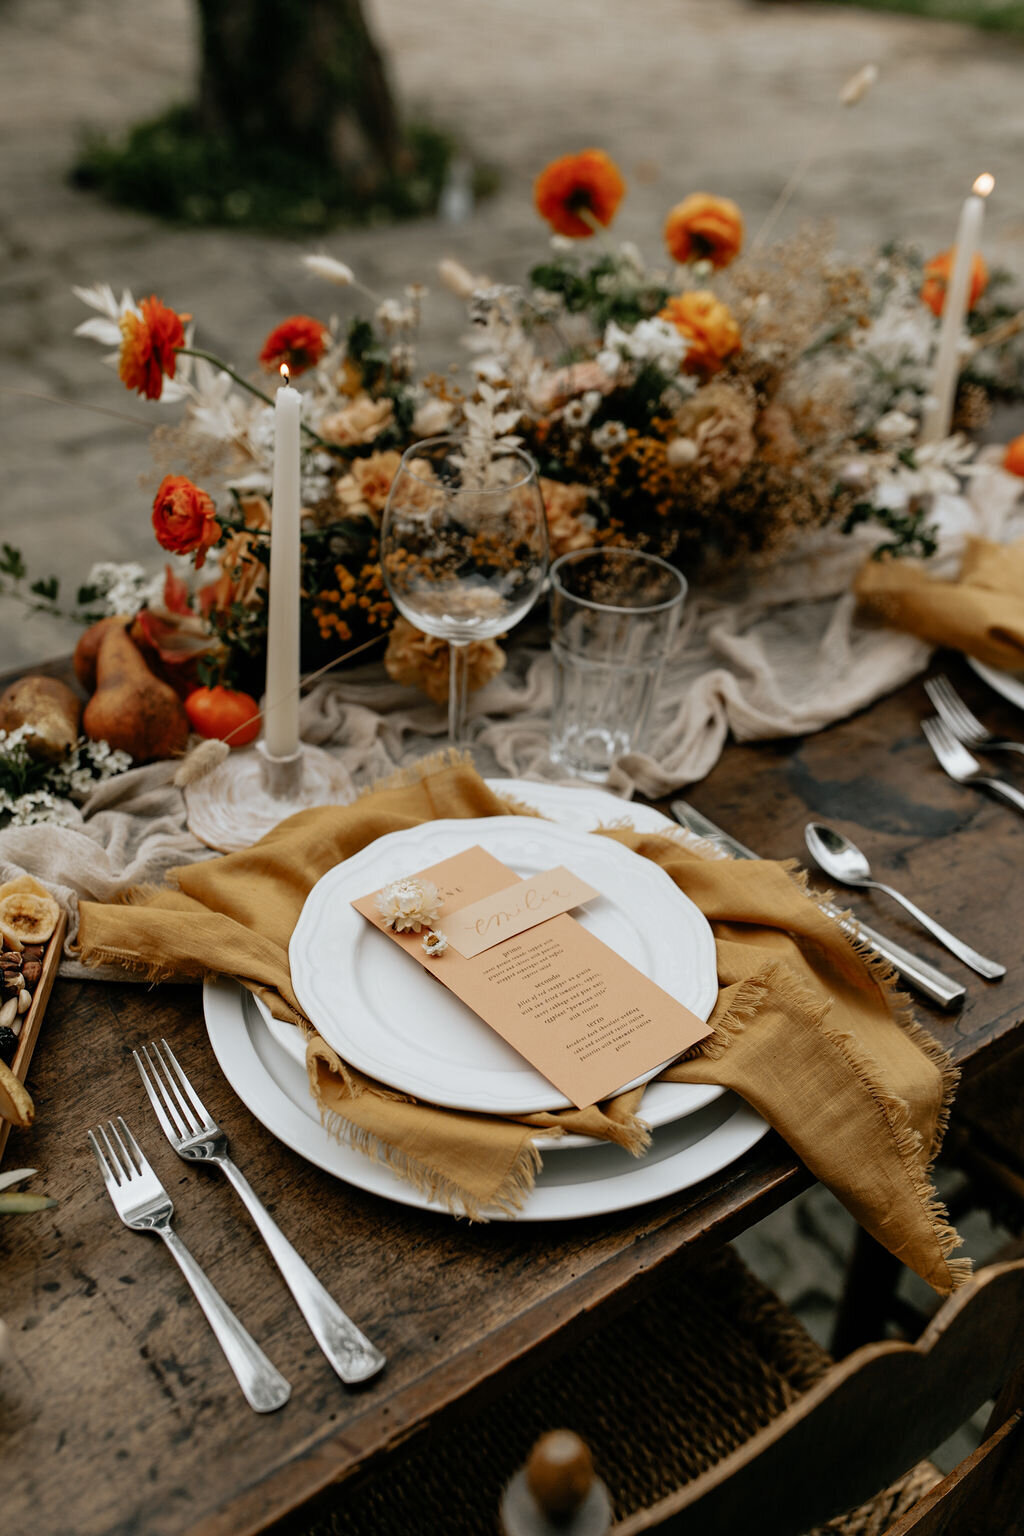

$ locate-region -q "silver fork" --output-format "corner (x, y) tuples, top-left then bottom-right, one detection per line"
(134, 1040), (385, 1386)
(87, 1117), (291, 1412)
(922, 716), (1024, 817)
(924, 675), (1024, 757)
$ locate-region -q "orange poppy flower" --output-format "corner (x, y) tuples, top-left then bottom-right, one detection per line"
(659, 291), (741, 375)
(921, 249), (989, 318)
(118, 296), (188, 400)
(534, 149), (626, 238)
(1004, 434), (1024, 477)
(664, 193), (744, 269)
(152, 475), (222, 569)
(259, 315), (328, 375)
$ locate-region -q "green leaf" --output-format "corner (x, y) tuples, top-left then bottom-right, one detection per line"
(0, 543), (26, 580)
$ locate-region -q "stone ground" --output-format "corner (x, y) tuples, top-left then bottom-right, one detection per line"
(0, 0), (1019, 1459)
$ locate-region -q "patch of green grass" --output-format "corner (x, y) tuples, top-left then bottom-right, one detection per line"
(71, 105), (495, 233)
(816, 0), (1024, 31)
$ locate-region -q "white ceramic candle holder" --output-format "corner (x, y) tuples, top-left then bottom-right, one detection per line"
(184, 739), (356, 853)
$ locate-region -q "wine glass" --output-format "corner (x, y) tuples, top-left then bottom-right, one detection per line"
(380, 435), (549, 745)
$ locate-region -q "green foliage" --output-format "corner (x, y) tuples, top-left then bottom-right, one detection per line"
(71, 107), (470, 234)
(816, 0), (1024, 30)
(0, 544), (107, 623)
(842, 498), (941, 560)
(529, 253), (670, 331)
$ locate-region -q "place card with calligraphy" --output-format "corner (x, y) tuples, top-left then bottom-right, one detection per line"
(352, 846), (711, 1109)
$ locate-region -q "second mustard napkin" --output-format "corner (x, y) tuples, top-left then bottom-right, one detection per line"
(855, 534), (1024, 671)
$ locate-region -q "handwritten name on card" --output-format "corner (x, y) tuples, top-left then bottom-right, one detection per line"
(444, 866), (600, 958)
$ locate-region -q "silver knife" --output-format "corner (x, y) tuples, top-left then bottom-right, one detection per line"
(670, 799), (966, 1011)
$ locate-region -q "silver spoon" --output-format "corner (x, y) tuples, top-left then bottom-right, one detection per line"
(804, 823), (1005, 981)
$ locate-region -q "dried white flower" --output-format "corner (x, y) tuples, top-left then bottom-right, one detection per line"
(375, 877), (441, 934)
(874, 409), (917, 445)
(666, 436), (699, 468)
(840, 64), (878, 107)
(422, 929), (449, 958)
(301, 254), (355, 287)
(562, 391), (602, 430)
(592, 420), (628, 453)
(412, 396), (456, 437)
(376, 299), (415, 331)
(601, 318), (687, 373)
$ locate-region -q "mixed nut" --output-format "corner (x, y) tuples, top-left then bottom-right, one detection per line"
(0, 876), (61, 1087)
(0, 945), (45, 1065)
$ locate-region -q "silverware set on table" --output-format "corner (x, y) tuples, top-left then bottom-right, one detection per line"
(672, 671), (1023, 1009)
(922, 676), (1024, 814)
(88, 1038), (385, 1412)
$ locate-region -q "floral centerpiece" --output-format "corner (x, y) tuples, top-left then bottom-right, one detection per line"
(7, 146), (1023, 713)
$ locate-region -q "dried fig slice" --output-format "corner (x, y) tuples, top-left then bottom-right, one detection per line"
(0, 890), (59, 946)
(0, 1056), (33, 1127)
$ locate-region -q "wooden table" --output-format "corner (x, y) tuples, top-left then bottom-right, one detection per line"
(3, 655), (1023, 1536)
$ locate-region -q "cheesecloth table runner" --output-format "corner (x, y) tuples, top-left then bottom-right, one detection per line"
(1, 460), (1020, 970)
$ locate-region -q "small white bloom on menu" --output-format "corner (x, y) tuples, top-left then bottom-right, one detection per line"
(375, 877), (442, 934)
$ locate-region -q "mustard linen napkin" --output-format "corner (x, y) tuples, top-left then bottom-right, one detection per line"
(76, 757), (966, 1294)
(855, 535), (1024, 672)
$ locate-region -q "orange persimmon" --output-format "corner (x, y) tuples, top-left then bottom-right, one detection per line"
(185, 685), (261, 746)
(1004, 434), (1024, 477)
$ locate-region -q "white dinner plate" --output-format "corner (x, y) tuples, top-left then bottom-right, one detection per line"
(288, 817), (719, 1115)
(485, 778), (680, 836)
(967, 657), (1024, 713)
(203, 980), (768, 1222)
(255, 995), (722, 1151)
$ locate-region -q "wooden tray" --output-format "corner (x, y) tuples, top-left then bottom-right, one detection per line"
(0, 909), (66, 1164)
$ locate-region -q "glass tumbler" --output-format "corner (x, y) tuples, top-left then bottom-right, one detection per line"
(549, 548), (686, 782)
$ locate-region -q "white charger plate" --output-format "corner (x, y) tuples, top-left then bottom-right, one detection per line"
(485, 778), (680, 836)
(967, 657), (1024, 713)
(288, 817), (718, 1115)
(203, 979), (768, 1222)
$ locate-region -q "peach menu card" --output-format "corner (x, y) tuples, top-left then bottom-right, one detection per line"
(352, 845), (712, 1109)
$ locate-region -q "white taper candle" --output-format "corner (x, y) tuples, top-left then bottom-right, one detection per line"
(263, 366), (302, 758)
(920, 174), (994, 445)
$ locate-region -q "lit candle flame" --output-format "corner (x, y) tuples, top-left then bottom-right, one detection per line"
(973, 173), (995, 198)
(280, 363), (290, 382)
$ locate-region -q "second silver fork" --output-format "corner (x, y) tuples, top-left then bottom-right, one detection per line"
(924, 674), (1024, 757)
(135, 1039), (385, 1386)
(922, 716), (1024, 817)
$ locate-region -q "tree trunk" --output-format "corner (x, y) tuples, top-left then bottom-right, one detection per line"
(196, 0), (402, 184)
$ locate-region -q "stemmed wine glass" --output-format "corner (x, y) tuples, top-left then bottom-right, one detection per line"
(380, 435), (549, 745)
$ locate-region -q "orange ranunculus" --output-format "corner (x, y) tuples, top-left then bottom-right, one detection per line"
(664, 193), (744, 269)
(118, 297), (188, 400)
(259, 315), (328, 375)
(1004, 434), (1024, 477)
(659, 291), (742, 375)
(152, 475), (222, 569)
(534, 149), (626, 238)
(921, 249), (989, 318)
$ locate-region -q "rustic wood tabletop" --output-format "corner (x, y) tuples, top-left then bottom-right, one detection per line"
(2, 652), (1022, 1536)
